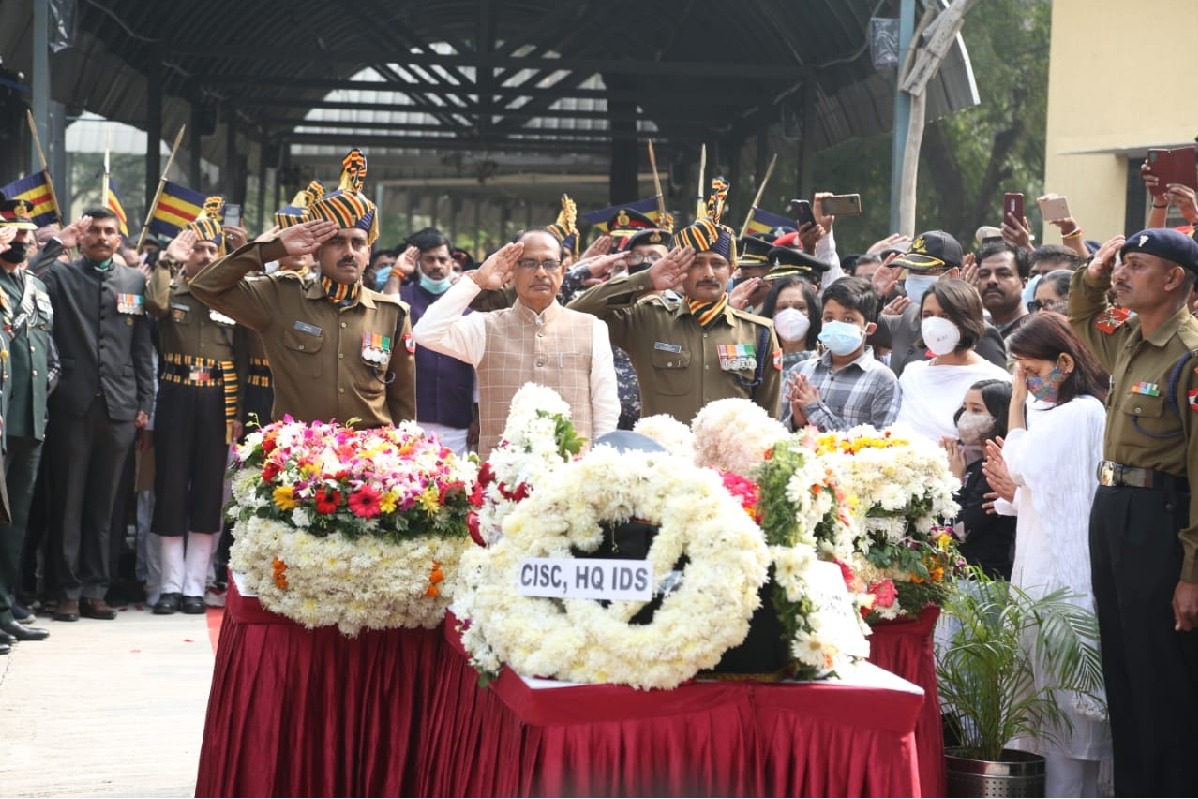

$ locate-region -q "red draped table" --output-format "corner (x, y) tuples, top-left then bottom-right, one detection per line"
(194, 581), (446, 797)
(866, 606), (946, 798)
(197, 589), (927, 798)
(420, 614), (926, 798)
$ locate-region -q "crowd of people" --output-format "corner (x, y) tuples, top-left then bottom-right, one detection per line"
(0, 144), (1196, 796)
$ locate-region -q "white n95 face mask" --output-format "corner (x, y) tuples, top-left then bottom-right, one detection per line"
(772, 308), (811, 343)
(921, 316), (961, 356)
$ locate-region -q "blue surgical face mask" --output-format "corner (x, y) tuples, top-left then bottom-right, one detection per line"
(419, 272), (453, 295)
(904, 273), (938, 305)
(817, 319), (865, 357)
(374, 265), (393, 291)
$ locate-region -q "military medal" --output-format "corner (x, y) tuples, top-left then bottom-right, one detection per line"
(1095, 306), (1131, 334)
(1130, 381), (1161, 397)
(361, 331), (392, 365)
(717, 343), (757, 371)
(116, 293), (145, 315)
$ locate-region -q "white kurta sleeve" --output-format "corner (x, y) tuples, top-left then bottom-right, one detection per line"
(589, 318), (620, 437)
(411, 278), (489, 366)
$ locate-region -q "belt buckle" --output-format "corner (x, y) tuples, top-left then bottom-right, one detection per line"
(1099, 461), (1116, 487)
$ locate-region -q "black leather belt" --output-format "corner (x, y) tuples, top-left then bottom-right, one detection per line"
(1098, 460), (1187, 491)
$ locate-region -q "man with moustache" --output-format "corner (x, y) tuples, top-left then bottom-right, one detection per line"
(395, 227), (477, 454)
(975, 241), (1030, 338)
(412, 227), (619, 458)
(189, 149), (415, 428)
(31, 208), (155, 622)
(0, 196), (53, 645)
(568, 179), (782, 422)
(145, 200), (246, 615)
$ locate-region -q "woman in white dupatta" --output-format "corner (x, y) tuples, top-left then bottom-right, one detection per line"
(987, 312), (1112, 797)
(896, 278), (1010, 441)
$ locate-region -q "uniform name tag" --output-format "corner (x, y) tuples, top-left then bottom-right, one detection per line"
(717, 343), (756, 371)
(209, 309), (236, 326)
(170, 302), (189, 312)
(653, 341), (682, 353)
(293, 321), (322, 337)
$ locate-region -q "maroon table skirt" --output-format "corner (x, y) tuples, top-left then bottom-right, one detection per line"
(421, 614), (925, 798)
(194, 581), (444, 797)
(866, 605), (946, 799)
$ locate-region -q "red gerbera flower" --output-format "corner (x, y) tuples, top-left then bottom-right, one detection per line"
(347, 485), (383, 519)
(262, 461), (281, 482)
(314, 487), (343, 515)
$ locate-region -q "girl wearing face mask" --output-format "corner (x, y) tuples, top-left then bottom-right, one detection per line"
(895, 278), (1011, 442)
(760, 277), (821, 372)
(983, 312), (1111, 796)
(943, 379), (1016, 580)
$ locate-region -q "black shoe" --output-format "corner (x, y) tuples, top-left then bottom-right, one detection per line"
(0, 620), (50, 641)
(181, 596), (205, 615)
(0, 641), (9, 655)
(11, 602), (34, 624)
(153, 594), (181, 615)
(0, 630), (14, 645)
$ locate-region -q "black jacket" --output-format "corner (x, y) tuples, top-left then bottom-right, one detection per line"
(31, 240), (154, 421)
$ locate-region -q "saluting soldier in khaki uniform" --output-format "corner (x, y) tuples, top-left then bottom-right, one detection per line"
(1068, 228), (1198, 796)
(190, 149), (415, 428)
(568, 178), (782, 422)
(145, 199), (245, 615)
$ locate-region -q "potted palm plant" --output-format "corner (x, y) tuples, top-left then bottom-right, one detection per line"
(936, 571), (1105, 797)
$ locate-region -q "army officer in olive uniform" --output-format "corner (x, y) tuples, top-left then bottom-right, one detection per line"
(568, 179), (781, 422)
(190, 149), (415, 428)
(1068, 228), (1198, 796)
(146, 204), (246, 616)
(0, 195), (52, 645)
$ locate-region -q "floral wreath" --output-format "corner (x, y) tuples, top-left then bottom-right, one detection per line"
(454, 445), (771, 690)
(228, 418), (476, 635)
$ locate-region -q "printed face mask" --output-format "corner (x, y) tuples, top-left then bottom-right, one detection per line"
(772, 308), (811, 343)
(1026, 366), (1066, 403)
(921, 315), (961, 356)
(817, 320), (865, 357)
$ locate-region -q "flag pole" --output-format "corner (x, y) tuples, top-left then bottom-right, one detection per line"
(24, 109), (62, 224)
(135, 125), (187, 250)
(101, 130), (111, 208)
(694, 143), (707, 220)
(647, 140), (666, 221)
(739, 153), (778, 238)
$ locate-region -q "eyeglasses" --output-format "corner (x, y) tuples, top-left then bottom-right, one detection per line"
(516, 259), (562, 272)
(627, 253), (663, 266)
(1031, 299), (1066, 312)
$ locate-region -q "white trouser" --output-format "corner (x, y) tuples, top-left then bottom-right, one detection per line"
(157, 534), (185, 595)
(157, 532), (219, 597)
(183, 532), (219, 597)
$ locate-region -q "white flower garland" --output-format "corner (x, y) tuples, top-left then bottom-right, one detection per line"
(633, 414), (697, 462)
(692, 398), (790, 476)
(454, 446), (771, 690)
(230, 516), (468, 635)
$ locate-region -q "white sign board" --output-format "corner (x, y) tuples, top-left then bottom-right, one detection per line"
(517, 557), (653, 601)
(803, 560), (872, 658)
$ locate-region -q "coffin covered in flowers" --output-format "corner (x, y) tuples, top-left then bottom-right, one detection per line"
(227, 417), (477, 635)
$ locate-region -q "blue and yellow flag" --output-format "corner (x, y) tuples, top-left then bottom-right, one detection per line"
(149, 180), (206, 239)
(579, 196), (662, 232)
(105, 180), (130, 237)
(0, 171), (59, 226)
(743, 207), (795, 237)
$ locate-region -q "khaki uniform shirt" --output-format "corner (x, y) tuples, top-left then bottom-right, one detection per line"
(568, 270), (782, 422)
(189, 241), (416, 428)
(1069, 267), (1198, 581)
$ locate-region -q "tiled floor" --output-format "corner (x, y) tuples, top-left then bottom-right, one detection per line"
(0, 606), (220, 797)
